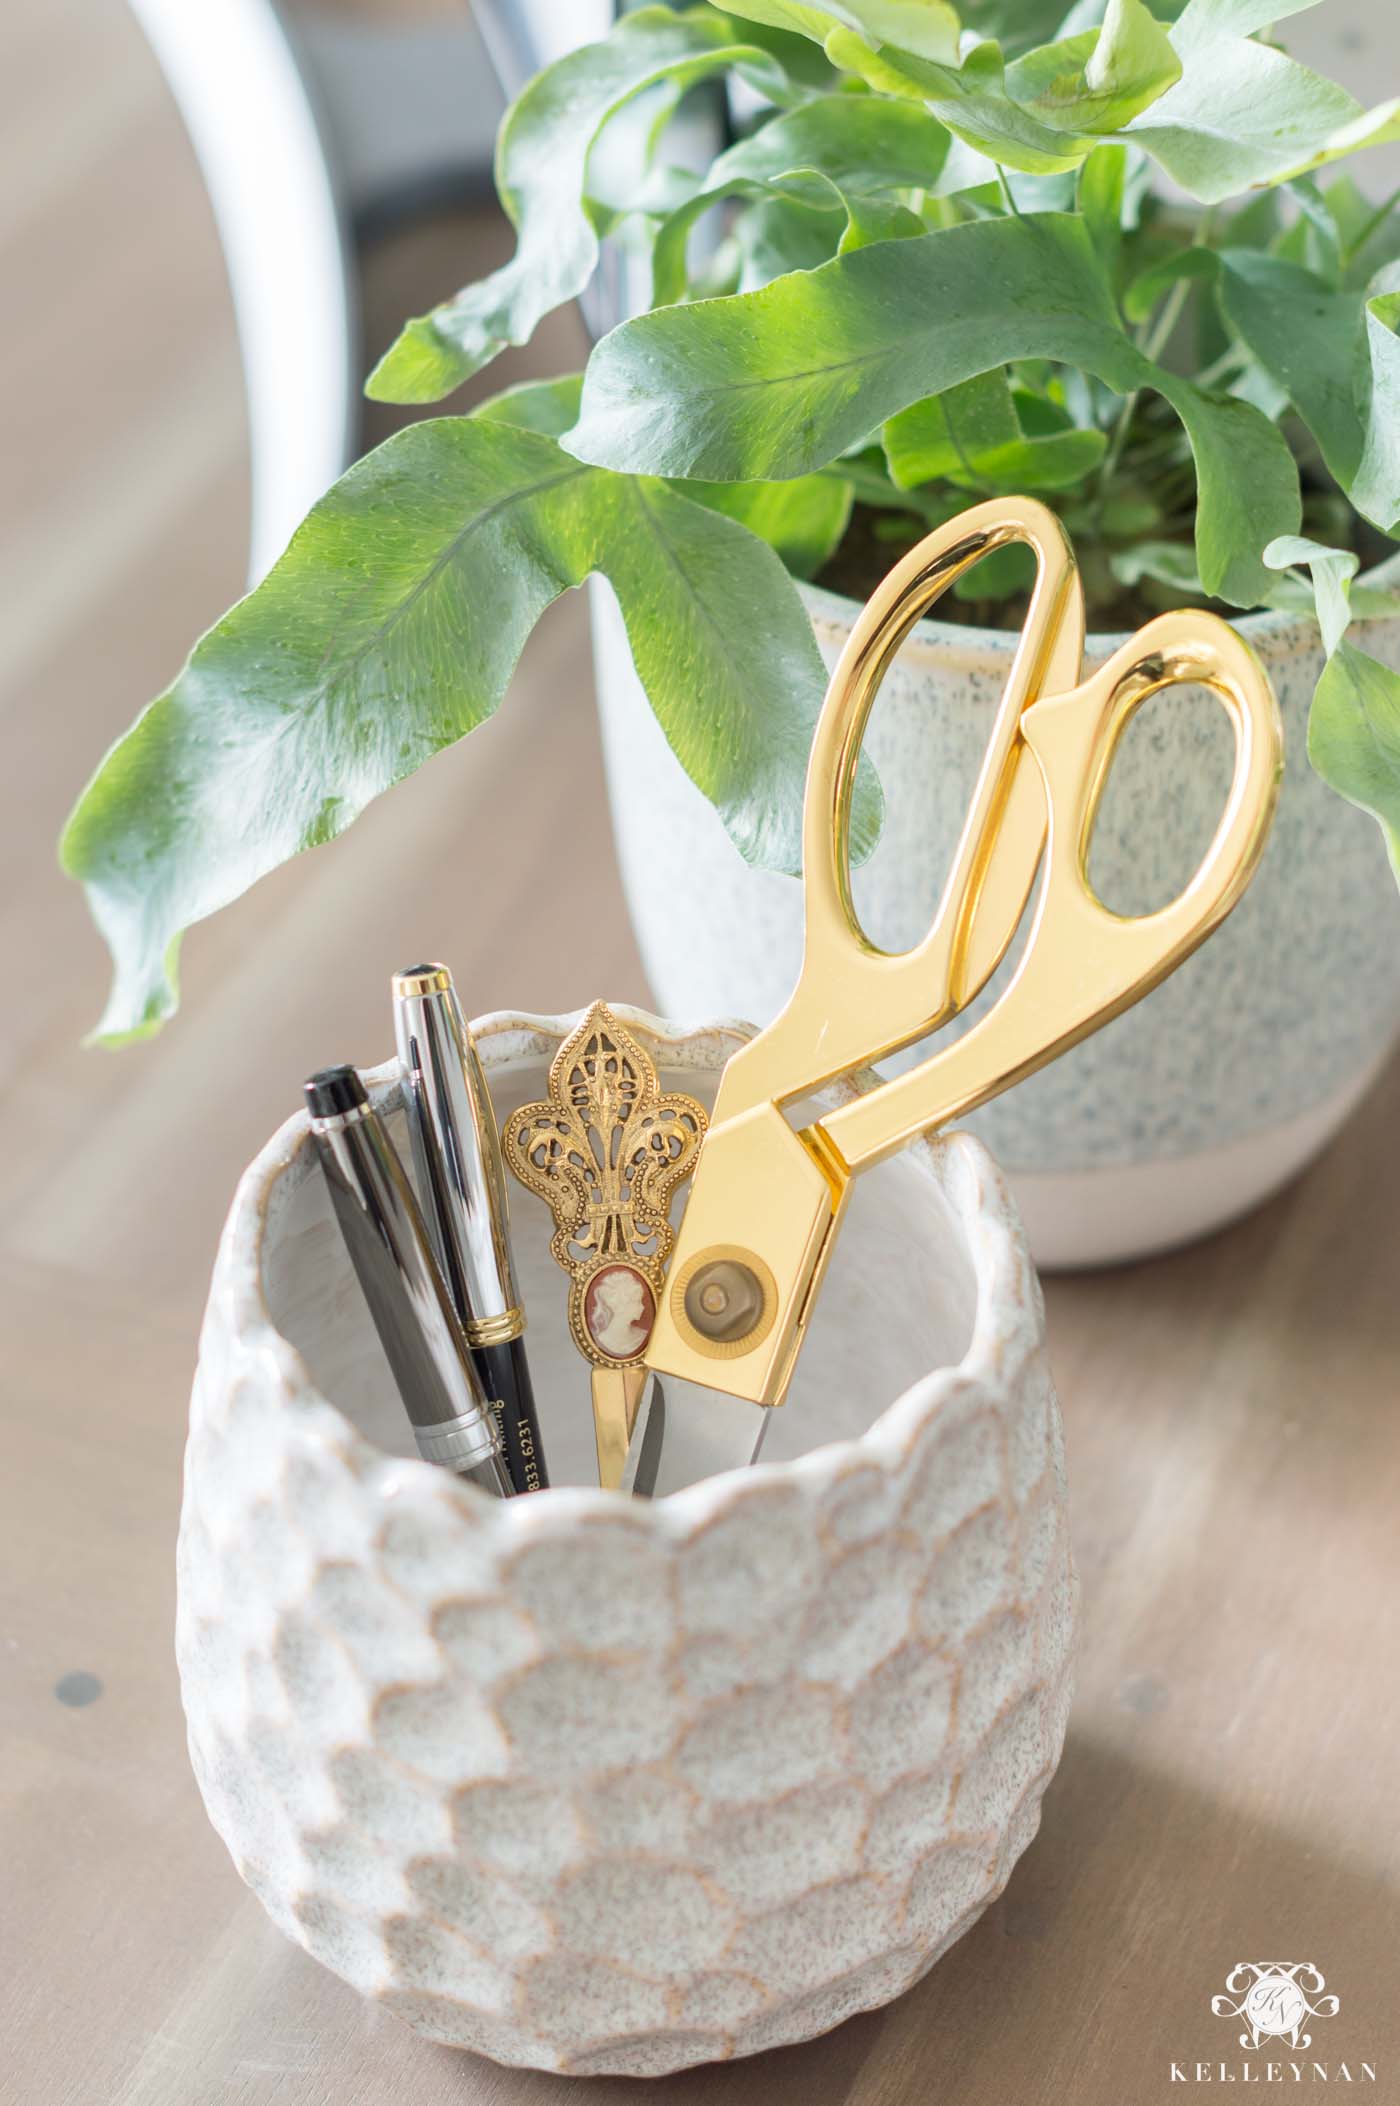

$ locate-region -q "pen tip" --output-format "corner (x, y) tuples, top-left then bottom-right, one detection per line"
(392, 962), (454, 999)
(304, 1066), (368, 1119)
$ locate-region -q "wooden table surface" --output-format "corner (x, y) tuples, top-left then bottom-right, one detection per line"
(4, 3), (1399, 2101)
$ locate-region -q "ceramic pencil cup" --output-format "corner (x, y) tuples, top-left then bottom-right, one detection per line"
(177, 1009), (1076, 2076)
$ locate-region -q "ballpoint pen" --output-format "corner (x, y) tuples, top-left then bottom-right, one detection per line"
(304, 1066), (512, 1497)
(391, 964), (548, 1494)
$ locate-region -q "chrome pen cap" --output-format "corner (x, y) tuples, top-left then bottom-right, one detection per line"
(391, 965), (523, 1347)
(304, 1066), (509, 1493)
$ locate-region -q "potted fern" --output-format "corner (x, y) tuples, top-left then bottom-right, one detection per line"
(63, 0), (1400, 1260)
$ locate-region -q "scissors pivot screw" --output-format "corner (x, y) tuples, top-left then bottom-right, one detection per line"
(688, 1260), (761, 1339)
(672, 1246), (779, 1359)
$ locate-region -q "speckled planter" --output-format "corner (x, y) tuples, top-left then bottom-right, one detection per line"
(592, 574), (1400, 1265)
(177, 1009), (1075, 2075)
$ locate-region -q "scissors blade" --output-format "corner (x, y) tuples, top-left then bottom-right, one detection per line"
(618, 1374), (666, 1498)
(620, 1372), (768, 1497)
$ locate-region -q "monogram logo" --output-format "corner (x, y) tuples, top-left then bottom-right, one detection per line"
(1211, 1963), (1341, 2052)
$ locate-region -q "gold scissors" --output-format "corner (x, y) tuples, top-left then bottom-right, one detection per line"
(643, 494), (1284, 1412)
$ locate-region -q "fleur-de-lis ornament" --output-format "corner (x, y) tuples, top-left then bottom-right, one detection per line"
(503, 1003), (707, 1486)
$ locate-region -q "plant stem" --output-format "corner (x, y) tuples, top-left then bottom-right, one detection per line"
(1193, 342), (1246, 391)
(1094, 388), (1148, 515)
(1343, 179), (1400, 268)
(1092, 208), (1216, 530)
(1099, 276), (1195, 490)
(823, 459), (952, 525)
(1142, 274), (1190, 366)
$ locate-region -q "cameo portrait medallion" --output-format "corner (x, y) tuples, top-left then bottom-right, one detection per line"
(583, 1263), (657, 1362)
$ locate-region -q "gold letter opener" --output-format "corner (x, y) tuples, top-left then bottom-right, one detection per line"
(503, 1003), (707, 1487)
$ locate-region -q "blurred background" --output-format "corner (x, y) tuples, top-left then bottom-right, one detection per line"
(4, 0), (654, 1336)
(5, 0), (1394, 1332)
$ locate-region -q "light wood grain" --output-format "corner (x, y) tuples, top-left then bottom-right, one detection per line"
(3, 3), (1399, 2102)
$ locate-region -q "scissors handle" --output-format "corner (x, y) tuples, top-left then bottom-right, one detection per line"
(715, 497), (1086, 1126)
(821, 610), (1284, 1175)
(646, 499), (1282, 1413)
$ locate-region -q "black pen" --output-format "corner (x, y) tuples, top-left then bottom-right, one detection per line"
(304, 1066), (512, 1497)
(391, 965), (549, 1494)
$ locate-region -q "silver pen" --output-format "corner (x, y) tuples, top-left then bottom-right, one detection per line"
(304, 1066), (512, 1496)
(392, 965), (548, 1494)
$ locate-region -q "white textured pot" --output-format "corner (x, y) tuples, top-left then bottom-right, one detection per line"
(592, 578), (1400, 1266)
(178, 1009), (1075, 2076)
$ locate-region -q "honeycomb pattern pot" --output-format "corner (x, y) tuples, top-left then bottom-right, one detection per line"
(177, 1010), (1076, 2075)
